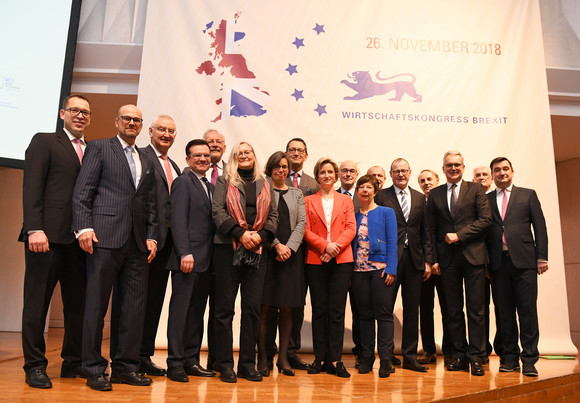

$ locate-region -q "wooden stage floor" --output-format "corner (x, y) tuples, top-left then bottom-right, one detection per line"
(1, 329), (578, 402)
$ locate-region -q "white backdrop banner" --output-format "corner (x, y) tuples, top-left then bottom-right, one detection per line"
(137, 0), (575, 354)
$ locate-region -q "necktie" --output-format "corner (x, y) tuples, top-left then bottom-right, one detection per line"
(449, 183), (457, 219)
(211, 163), (219, 186)
(292, 172), (299, 188)
(161, 155), (174, 192)
(344, 190), (351, 197)
(125, 146), (137, 186)
(501, 188), (509, 245)
(73, 138), (83, 164)
(201, 176), (212, 201)
(400, 190), (409, 222)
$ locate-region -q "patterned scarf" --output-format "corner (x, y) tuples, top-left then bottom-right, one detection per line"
(226, 179), (271, 267)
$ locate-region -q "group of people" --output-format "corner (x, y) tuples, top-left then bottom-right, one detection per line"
(20, 95), (549, 392)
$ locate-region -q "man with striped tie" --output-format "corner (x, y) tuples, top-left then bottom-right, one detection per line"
(375, 158), (432, 373)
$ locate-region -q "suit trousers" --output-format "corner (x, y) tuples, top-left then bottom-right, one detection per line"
(213, 244), (267, 372)
(306, 260), (352, 363)
(22, 242), (86, 372)
(440, 247), (486, 363)
(351, 270), (396, 361)
(167, 269), (211, 368)
(485, 277), (503, 358)
(83, 237), (149, 375)
(393, 248), (423, 360)
(491, 253), (539, 365)
(419, 274), (453, 355)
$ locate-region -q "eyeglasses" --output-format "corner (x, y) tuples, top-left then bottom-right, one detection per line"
(154, 126), (176, 135)
(238, 150), (253, 157)
(444, 163), (463, 169)
(287, 147), (306, 154)
(191, 153), (211, 159)
(65, 108), (91, 118)
(391, 169), (410, 175)
(273, 165), (289, 170)
(118, 115), (143, 124)
(206, 139), (224, 145)
(340, 168), (357, 175)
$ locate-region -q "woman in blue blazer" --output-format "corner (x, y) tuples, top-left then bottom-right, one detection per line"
(351, 175), (398, 378)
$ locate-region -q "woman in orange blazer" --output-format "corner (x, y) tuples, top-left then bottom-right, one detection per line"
(303, 157), (356, 378)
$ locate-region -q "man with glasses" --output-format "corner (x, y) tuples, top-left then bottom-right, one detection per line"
(426, 150), (492, 376)
(285, 138), (319, 197)
(20, 95), (91, 388)
(73, 104), (158, 391)
(165, 139), (215, 382)
(375, 158), (432, 373)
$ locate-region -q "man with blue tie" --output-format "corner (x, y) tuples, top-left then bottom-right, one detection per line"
(72, 104), (158, 391)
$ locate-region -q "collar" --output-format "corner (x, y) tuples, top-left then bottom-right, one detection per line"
(63, 128), (85, 144)
(393, 185), (407, 195)
(446, 180), (461, 190)
(290, 169), (303, 177)
(498, 184), (513, 193)
(117, 135), (134, 151)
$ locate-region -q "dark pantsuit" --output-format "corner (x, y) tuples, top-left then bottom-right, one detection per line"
(492, 254), (539, 365)
(213, 244), (267, 372)
(22, 243), (86, 372)
(420, 274), (453, 355)
(206, 268), (216, 366)
(440, 248), (486, 363)
(167, 269), (211, 368)
(393, 248), (423, 360)
(83, 237), (148, 375)
(306, 261), (352, 363)
(485, 277), (503, 357)
(352, 270), (396, 361)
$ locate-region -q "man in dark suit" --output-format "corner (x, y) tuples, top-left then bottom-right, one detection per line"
(72, 104), (158, 391)
(487, 157), (548, 377)
(427, 150), (492, 376)
(264, 138), (319, 371)
(165, 139), (216, 382)
(20, 95), (91, 388)
(128, 115), (180, 376)
(375, 158), (431, 372)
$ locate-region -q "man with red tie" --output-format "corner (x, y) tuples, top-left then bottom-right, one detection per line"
(20, 95), (91, 388)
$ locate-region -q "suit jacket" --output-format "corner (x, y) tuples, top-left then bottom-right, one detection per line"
(72, 136), (158, 252)
(20, 131), (82, 244)
(337, 187), (362, 212)
(286, 172), (320, 196)
(170, 171), (215, 273)
(212, 175), (278, 244)
(303, 191), (356, 265)
(375, 186), (430, 271)
(272, 187), (306, 253)
(487, 186), (548, 270)
(141, 144), (181, 249)
(427, 180), (492, 267)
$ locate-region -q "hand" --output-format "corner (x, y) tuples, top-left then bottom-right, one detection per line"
(431, 262), (440, 275)
(239, 231), (256, 250)
(79, 231), (98, 254)
(250, 232), (262, 246)
(537, 261), (548, 275)
(180, 255), (194, 273)
(381, 271), (395, 285)
(445, 233), (460, 244)
(147, 240), (157, 263)
(324, 242), (341, 257)
(28, 231), (49, 253)
(320, 252), (332, 263)
(275, 243), (292, 262)
(423, 262), (432, 281)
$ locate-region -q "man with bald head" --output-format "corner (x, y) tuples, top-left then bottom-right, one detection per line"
(367, 165), (387, 189)
(338, 160), (361, 211)
(73, 105), (158, 391)
(203, 129), (227, 185)
(473, 166), (493, 193)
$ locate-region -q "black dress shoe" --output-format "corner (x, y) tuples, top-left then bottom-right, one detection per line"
(471, 362), (485, 376)
(358, 357), (374, 374)
(237, 368), (263, 382)
(354, 355), (362, 369)
(447, 357), (469, 371)
(258, 368), (270, 377)
(499, 362), (520, 373)
(139, 359), (166, 376)
(86, 373), (112, 391)
(307, 360), (325, 374)
(378, 360), (392, 378)
(110, 371), (152, 386)
(287, 352), (310, 370)
(418, 353), (436, 365)
(220, 368), (237, 383)
(333, 362), (351, 378)
(444, 354), (454, 366)
(522, 363), (538, 377)
(403, 359), (428, 372)
(391, 355), (401, 365)
(61, 363), (86, 378)
(276, 362), (295, 376)
(167, 366), (189, 382)
(184, 363), (216, 377)
(26, 369), (52, 389)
